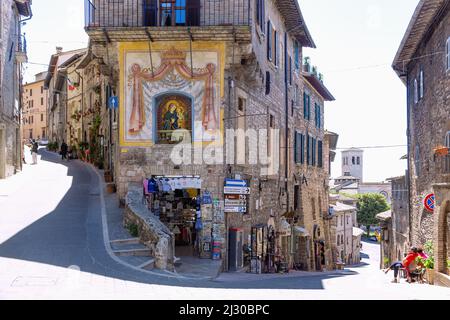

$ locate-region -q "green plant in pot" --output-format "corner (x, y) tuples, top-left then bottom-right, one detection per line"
(383, 257), (390, 268)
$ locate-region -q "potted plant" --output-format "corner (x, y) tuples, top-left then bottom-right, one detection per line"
(433, 145), (449, 156)
(383, 257), (390, 268)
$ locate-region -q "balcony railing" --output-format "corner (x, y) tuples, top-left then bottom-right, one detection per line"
(84, 0), (250, 29)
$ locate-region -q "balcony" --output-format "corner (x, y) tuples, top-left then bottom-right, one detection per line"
(84, 0), (251, 42)
(15, 34), (28, 63)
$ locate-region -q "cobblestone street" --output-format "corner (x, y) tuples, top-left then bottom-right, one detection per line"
(0, 149), (448, 300)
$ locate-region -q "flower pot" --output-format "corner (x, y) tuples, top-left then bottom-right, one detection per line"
(434, 146), (449, 156)
(104, 174), (113, 183)
(106, 183), (116, 194)
(426, 268), (435, 285)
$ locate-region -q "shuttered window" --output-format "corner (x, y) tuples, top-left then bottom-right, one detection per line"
(295, 132), (305, 164)
(318, 140), (323, 168)
(306, 134), (310, 165)
(256, 0), (265, 29)
(304, 93), (311, 120)
(419, 68), (424, 100)
(274, 30), (278, 66)
(315, 103), (321, 128)
(312, 138), (316, 166)
(267, 21), (272, 61)
(294, 41), (300, 70)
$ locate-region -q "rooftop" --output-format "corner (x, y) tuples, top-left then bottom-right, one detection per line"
(376, 210), (392, 221)
(331, 202), (357, 213)
(392, 0), (449, 78)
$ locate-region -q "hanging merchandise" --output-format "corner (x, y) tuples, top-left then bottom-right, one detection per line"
(202, 205), (213, 221)
(162, 179), (172, 192)
(143, 179), (150, 194)
(195, 218), (203, 230)
(202, 190), (213, 205)
(172, 225), (181, 235)
(147, 178), (159, 193)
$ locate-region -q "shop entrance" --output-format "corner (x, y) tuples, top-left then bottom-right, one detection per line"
(145, 176), (202, 259)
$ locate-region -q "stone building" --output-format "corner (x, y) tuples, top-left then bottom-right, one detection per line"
(0, 0), (32, 178)
(376, 210), (393, 269)
(44, 47), (86, 146)
(392, 0), (450, 286)
(388, 174), (410, 262)
(83, 0), (335, 272)
(332, 148), (392, 203)
(22, 72), (48, 141)
(329, 201), (359, 266)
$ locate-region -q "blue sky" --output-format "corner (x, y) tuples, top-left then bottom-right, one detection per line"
(23, 0), (418, 182)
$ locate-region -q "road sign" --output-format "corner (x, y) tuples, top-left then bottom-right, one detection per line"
(109, 96), (119, 109)
(225, 199), (247, 206)
(225, 179), (247, 187)
(423, 194), (435, 213)
(224, 206), (247, 213)
(224, 186), (250, 195)
(225, 194), (247, 200)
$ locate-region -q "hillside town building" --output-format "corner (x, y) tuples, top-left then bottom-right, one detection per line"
(392, 0), (450, 286)
(79, 0), (336, 273)
(0, 0), (32, 178)
(22, 72), (48, 141)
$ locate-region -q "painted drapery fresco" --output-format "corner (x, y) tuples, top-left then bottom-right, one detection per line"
(121, 44), (223, 145)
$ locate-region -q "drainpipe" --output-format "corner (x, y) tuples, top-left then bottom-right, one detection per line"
(283, 33), (289, 213)
(406, 72), (412, 247)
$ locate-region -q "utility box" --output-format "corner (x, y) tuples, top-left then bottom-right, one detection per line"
(228, 228), (243, 271)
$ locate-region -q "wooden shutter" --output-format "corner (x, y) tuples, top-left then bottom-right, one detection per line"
(294, 132), (299, 163)
(265, 71), (271, 95)
(301, 133), (305, 164)
(187, 0), (200, 26)
(306, 134), (310, 165)
(274, 30), (278, 66)
(303, 93), (307, 119)
(143, 0), (158, 26)
(318, 140), (323, 168)
(267, 21), (272, 61)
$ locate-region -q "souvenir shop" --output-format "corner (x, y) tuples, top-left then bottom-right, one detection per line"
(143, 176), (221, 259)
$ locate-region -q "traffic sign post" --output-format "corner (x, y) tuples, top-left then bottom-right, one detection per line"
(225, 179), (248, 187)
(423, 194), (435, 213)
(109, 96), (119, 109)
(224, 187), (250, 195)
(224, 180), (250, 214)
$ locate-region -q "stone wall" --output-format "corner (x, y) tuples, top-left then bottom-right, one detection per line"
(407, 6), (450, 248)
(0, 0), (21, 178)
(124, 183), (175, 270)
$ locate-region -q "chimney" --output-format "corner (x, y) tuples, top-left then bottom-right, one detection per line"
(56, 47), (63, 54)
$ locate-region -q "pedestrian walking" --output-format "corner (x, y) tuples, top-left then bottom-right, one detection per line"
(60, 141), (69, 161)
(31, 139), (39, 165)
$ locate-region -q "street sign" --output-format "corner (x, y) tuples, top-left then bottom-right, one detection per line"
(225, 194), (247, 200)
(225, 179), (247, 187)
(224, 186), (250, 195)
(423, 194), (435, 213)
(109, 96), (119, 109)
(225, 199), (247, 206)
(224, 206), (247, 213)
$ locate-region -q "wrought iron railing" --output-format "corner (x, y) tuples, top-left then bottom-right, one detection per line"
(84, 0), (251, 29)
(18, 34), (27, 54)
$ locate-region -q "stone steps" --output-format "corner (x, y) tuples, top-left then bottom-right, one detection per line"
(137, 258), (156, 271)
(113, 248), (152, 257)
(110, 238), (140, 245)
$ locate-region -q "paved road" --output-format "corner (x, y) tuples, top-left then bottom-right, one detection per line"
(0, 149), (449, 299)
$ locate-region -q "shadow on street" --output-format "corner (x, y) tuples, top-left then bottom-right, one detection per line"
(0, 150), (362, 290)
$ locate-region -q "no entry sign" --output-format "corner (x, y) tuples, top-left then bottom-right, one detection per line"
(423, 194), (435, 213)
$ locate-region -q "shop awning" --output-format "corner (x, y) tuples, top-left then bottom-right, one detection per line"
(294, 226), (310, 237)
(353, 227), (365, 237)
(278, 219), (291, 236)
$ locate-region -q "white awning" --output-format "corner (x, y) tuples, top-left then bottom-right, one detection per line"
(353, 227), (365, 237)
(294, 226), (310, 237)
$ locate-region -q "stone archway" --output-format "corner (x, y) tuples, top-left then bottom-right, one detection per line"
(436, 200), (450, 274)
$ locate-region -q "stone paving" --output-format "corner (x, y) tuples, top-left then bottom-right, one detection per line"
(0, 148), (449, 299)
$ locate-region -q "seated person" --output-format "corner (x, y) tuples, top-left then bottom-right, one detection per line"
(402, 247), (419, 283)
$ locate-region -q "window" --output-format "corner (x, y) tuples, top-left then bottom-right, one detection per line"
(306, 134), (310, 165)
(447, 37), (450, 71)
(295, 132), (305, 164)
(265, 71), (271, 95)
(294, 40), (300, 70)
(315, 103), (321, 128)
(41, 86), (43, 94)
(30, 89), (32, 97)
(160, 0), (188, 27)
(255, 0), (265, 30)
(414, 78), (418, 104)
(311, 137), (316, 166)
(419, 69), (424, 99)
(41, 114), (44, 122)
(357, 157), (360, 165)
(318, 140), (323, 168)
(352, 156), (355, 165)
(303, 92), (310, 120)
(41, 97), (44, 106)
(267, 21), (272, 61)
(274, 30), (278, 67)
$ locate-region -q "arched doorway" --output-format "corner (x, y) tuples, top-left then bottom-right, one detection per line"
(437, 200), (450, 275)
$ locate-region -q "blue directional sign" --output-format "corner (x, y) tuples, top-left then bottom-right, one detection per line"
(225, 179), (247, 187)
(109, 96), (119, 109)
